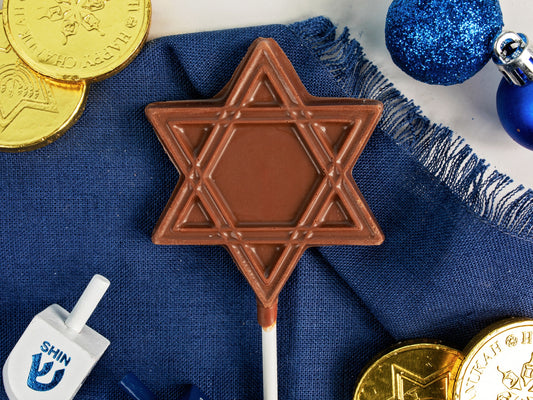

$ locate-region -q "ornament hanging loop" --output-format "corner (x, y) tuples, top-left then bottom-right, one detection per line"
(493, 31), (533, 86)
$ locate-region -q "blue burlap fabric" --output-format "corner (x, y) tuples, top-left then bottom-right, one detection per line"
(1, 17), (532, 399)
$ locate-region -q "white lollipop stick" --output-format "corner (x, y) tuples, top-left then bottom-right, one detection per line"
(3, 274), (111, 400)
(262, 324), (278, 400)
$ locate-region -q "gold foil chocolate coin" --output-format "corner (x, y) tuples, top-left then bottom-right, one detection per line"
(3, 0), (151, 82)
(354, 341), (464, 400)
(453, 319), (533, 400)
(0, 11), (87, 151)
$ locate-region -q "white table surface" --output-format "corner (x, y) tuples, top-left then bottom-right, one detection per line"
(3, 0), (531, 188)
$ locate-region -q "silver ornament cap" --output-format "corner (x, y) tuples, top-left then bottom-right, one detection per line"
(493, 31), (533, 86)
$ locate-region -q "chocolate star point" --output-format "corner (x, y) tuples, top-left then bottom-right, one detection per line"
(146, 38), (384, 327)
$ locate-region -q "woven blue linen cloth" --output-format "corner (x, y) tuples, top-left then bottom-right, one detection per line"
(1, 17), (533, 399)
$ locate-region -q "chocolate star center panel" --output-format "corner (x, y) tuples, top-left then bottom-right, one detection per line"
(146, 38), (384, 326)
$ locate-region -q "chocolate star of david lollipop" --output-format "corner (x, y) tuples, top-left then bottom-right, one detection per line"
(145, 38), (384, 400)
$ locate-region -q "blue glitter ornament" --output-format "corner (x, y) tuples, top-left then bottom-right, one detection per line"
(385, 0), (504, 85)
(494, 32), (533, 150)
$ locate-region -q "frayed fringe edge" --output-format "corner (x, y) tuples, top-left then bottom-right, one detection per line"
(290, 16), (533, 240)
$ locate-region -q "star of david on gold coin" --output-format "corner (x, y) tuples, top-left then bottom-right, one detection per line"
(146, 38), (384, 326)
(354, 342), (464, 400)
(3, 0), (151, 81)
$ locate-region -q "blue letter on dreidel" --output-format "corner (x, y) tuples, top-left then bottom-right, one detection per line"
(27, 353), (65, 391)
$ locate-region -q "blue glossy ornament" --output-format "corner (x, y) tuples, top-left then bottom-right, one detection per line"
(497, 79), (533, 150)
(385, 0), (503, 85)
(493, 31), (533, 150)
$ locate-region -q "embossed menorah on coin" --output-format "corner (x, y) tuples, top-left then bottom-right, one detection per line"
(0, 0), (151, 151)
(452, 319), (533, 400)
(146, 38), (384, 400)
(0, 10), (87, 151)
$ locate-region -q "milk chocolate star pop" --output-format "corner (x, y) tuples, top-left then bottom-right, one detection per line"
(145, 38), (384, 400)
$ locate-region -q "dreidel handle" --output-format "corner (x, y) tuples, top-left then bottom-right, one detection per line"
(65, 274), (110, 333)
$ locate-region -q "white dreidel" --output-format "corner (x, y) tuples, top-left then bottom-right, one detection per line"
(3, 274), (111, 400)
